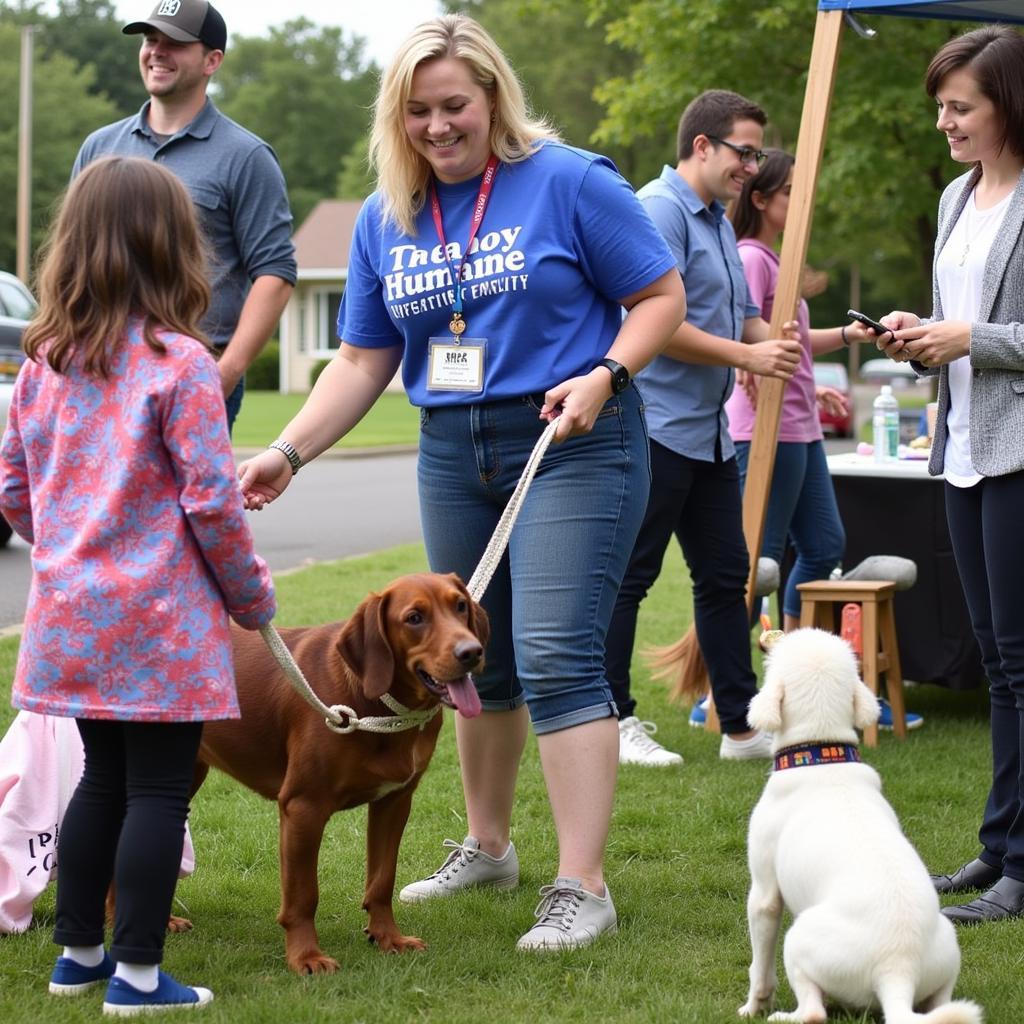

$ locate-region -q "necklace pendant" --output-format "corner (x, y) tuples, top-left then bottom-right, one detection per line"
(449, 312), (467, 338)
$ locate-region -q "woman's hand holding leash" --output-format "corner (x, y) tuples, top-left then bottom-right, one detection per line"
(540, 368), (616, 442)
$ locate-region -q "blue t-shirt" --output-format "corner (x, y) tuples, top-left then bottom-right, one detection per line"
(338, 142), (676, 406)
(634, 166), (759, 461)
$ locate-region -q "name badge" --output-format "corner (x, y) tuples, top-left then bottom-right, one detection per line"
(427, 337), (486, 392)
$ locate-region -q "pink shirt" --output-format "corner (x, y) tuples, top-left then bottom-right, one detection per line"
(0, 324), (276, 723)
(725, 239), (821, 443)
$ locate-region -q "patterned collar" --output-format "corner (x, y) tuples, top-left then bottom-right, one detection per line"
(773, 742), (862, 772)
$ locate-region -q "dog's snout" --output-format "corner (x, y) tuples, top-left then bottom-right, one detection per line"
(454, 639), (483, 667)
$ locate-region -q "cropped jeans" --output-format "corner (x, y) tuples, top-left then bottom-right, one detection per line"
(417, 386), (650, 734)
(734, 439), (845, 620)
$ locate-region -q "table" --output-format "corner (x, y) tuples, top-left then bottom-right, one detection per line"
(825, 453), (982, 690)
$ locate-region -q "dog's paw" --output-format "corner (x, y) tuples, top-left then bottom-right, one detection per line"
(766, 1013), (812, 1023)
(167, 914), (193, 933)
(365, 926), (427, 953)
(739, 997), (771, 1018)
(289, 952), (340, 975)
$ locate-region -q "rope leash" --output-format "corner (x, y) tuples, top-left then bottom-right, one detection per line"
(260, 419), (559, 734)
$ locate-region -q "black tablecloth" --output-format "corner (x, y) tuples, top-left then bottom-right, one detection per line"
(829, 469), (982, 690)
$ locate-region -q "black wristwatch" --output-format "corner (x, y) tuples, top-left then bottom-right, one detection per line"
(598, 357), (630, 395)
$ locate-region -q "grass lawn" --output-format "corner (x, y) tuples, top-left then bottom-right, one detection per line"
(232, 392), (420, 449)
(0, 544), (1017, 1022)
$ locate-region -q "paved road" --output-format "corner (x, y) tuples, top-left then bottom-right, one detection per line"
(0, 435), (862, 634)
(0, 451), (421, 633)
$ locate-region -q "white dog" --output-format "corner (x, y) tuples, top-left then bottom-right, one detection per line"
(739, 628), (981, 1024)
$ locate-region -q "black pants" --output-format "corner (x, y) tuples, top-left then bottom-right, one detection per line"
(605, 441), (757, 734)
(945, 471), (1024, 881)
(53, 719), (203, 964)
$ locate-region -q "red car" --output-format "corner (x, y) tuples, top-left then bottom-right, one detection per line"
(812, 361), (854, 438)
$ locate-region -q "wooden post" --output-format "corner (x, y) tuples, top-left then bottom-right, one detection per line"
(741, 9), (845, 589)
(702, 10), (845, 734)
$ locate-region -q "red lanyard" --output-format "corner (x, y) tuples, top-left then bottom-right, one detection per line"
(429, 154), (500, 331)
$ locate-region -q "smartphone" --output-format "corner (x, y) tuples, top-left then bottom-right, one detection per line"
(846, 309), (892, 337)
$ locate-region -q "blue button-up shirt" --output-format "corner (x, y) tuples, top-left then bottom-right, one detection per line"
(634, 166), (758, 461)
(73, 100), (297, 347)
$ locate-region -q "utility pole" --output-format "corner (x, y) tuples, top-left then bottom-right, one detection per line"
(16, 25), (34, 283)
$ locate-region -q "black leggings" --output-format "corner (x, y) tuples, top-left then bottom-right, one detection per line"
(53, 719), (203, 964)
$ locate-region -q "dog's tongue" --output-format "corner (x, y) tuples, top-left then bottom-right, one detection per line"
(446, 674), (482, 718)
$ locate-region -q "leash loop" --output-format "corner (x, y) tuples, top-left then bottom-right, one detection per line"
(260, 419), (558, 733)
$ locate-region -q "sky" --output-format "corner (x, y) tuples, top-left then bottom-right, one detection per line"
(111, 0), (442, 65)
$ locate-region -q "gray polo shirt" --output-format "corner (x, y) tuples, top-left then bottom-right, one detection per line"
(633, 166), (759, 462)
(73, 99), (297, 347)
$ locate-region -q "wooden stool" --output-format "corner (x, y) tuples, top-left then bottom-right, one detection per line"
(796, 580), (907, 747)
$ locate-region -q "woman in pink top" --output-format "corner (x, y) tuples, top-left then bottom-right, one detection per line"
(0, 157), (275, 1012)
(725, 149), (849, 632)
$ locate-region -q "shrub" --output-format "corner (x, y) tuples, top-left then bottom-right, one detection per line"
(245, 341), (279, 391)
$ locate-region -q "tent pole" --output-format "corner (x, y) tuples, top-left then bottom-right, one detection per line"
(703, 10), (845, 732)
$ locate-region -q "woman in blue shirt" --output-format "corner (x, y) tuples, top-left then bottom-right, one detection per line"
(238, 14), (684, 951)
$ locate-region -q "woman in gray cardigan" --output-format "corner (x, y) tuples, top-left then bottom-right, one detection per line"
(878, 25), (1024, 926)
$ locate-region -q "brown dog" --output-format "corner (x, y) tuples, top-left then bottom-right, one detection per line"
(193, 572), (488, 974)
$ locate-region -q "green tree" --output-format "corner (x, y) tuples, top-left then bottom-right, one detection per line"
(0, 21), (119, 275)
(450, 0), (664, 184)
(587, 0), (973, 314)
(214, 19), (378, 226)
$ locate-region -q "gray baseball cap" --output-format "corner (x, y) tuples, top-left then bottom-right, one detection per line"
(123, 0), (227, 52)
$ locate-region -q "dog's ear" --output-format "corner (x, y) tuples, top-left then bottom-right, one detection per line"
(747, 681), (783, 734)
(852, 679), (881, 730)
(336, 592), (394, 702)
(450, 573), (490, 649)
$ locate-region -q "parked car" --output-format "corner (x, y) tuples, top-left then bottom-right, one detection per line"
(0, 271), (36, 548)
(859, 357), (924, 387)
(812, 360), (854, 438)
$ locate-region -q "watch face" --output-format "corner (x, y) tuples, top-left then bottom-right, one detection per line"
(602, 359), (629, 393)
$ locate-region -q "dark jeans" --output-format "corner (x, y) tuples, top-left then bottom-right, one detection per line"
(945, 471), (1024, 881)
(53, 719), (203, 964)
(605, 440), (757, 734)
(224, 375), (244, 435)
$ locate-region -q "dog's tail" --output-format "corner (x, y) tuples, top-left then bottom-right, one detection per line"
(879, 980), (983, 1024)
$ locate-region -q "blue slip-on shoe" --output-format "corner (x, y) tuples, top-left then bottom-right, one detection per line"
(688, 697), (709, 728)
(878, 698), (924, 731)
(102, 971), (213, 1016)
(49, 952), (115, 995)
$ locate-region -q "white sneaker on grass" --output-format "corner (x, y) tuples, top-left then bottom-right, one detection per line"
(516, 877), (617, 951)
(618, 716), (683, 766)
(719, 730), (773, 761)
(398, 836), (519, 903)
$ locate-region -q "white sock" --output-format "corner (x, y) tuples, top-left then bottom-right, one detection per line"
(115, 962), (159, 992)
(63, 944), (105, 968)
(725, 732), (762, 745)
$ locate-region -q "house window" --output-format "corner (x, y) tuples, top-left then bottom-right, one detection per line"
(315, 288), (344, 353)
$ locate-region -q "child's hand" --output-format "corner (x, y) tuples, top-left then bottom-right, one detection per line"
(238, 450), (294, 510)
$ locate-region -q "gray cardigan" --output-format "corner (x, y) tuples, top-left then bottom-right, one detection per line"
(922, 165), (1024, 478)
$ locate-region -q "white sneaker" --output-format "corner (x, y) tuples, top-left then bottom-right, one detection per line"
(719, 730), (773, 761)
(398, 836), (519, 903)
(618, 716), (683, 766)
(516, 877), (617, 951)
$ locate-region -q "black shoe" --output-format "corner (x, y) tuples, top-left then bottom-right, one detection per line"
(930, 858), (1002, 895)
(942, 876), (1024, 925)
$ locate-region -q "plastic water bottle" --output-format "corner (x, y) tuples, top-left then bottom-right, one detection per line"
(872, 385), (899, 463)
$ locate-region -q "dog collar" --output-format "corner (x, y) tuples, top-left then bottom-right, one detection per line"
(773, 742), (862, 772)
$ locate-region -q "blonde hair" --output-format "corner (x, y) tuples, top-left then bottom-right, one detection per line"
(369, 13), (559, 236)
(24, 156), (211, 376)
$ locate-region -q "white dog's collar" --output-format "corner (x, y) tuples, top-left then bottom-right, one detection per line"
(774, 742), (862, 772)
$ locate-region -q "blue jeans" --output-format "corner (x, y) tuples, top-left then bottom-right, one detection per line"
(417, 387), (650, 734)
(734, 440), (845, 619)
(224, 376), (244, 435)
(945, 472), (1024, 881)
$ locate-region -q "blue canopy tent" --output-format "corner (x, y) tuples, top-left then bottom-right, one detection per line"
(692, 1), (1024, 730)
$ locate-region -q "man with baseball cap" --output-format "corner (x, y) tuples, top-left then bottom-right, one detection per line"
(73, 0), (296, 433)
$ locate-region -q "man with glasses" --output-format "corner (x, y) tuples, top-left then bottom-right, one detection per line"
(607, 90), (802, 766)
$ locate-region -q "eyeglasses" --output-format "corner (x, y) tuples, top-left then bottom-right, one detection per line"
(706, 136), (767, 168)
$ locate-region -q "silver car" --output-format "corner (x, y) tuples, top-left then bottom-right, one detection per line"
(0, 270), (36, 547)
